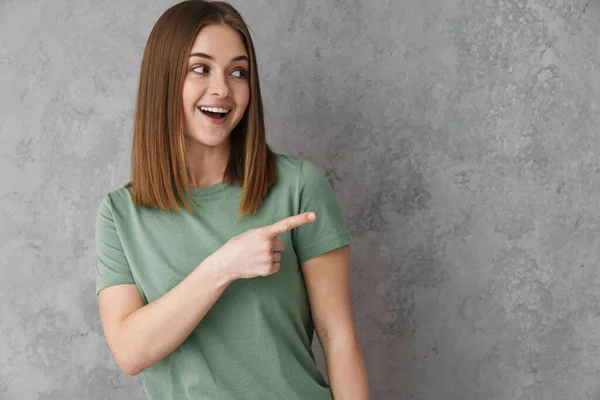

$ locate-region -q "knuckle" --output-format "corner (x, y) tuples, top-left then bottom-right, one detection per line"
(264, 240), (274, 252)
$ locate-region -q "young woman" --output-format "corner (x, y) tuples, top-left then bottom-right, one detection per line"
(94, 1), (369, 399)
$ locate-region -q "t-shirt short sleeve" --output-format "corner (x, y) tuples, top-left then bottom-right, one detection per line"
(292, 159), (351, 264)
(95, 194), (136, 295)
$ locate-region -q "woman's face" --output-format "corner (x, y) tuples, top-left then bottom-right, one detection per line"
(182, 24), (250, 149)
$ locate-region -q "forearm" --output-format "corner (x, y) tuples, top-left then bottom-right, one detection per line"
(322, 333), (369, 400)
(117, 257), (232, 375)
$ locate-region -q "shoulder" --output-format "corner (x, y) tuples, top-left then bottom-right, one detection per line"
(97, 185), (134, 217)
(273, 152), (326, 184)
(273, 152), (302, 173)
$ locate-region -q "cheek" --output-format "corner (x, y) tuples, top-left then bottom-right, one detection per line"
(182, 91), (195, 108)
(236, 86), (250, 110)
(182, 81), (203, 108)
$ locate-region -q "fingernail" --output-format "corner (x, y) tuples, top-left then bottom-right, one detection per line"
(308, 213), (315, 220)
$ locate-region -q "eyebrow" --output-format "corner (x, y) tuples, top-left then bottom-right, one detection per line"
(189, 52), (249, 63)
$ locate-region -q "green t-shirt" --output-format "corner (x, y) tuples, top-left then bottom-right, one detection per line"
(94, 153), (351, 400)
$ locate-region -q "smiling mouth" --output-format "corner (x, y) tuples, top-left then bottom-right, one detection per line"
(198, 106), (230, 119)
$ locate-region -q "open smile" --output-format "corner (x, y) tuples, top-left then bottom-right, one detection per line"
(197, 106), (231, 125)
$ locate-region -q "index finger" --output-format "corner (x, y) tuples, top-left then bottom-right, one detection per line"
(262, 212), (316, 238)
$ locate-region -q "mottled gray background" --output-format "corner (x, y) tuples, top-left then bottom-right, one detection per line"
(2, 0), (600, 399)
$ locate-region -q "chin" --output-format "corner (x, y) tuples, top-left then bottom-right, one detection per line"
(186, 132), (230, 148)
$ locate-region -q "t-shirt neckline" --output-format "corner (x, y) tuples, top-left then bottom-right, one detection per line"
(188, 181), (230, 196)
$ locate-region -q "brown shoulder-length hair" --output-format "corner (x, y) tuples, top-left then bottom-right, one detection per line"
(125, 0), (276, 218)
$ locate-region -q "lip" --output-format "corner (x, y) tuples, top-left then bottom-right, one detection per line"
(197, 106), (230, 125)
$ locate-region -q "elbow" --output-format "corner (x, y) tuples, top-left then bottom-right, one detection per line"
(110, 343), (145, 376)
(123, 367), (141, 377)
(116, 356), (143, 376)
(104, 322), (152, 376)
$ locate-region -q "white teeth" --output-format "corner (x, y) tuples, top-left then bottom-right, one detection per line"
(199, 106), (230, 113)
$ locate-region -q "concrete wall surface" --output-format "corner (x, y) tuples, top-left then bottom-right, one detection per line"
(1, 0), (600, 399)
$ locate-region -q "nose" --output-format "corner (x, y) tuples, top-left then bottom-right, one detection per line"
(208, 73), (231, 98)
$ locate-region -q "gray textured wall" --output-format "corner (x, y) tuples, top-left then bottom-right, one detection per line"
(2, 0), (600, 399)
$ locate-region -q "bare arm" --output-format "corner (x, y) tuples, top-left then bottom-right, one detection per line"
(301, 245), (369, 399)
(98, 257), (232, 376)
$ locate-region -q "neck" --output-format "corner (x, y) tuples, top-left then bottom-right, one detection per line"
(185, 138), (231, 188)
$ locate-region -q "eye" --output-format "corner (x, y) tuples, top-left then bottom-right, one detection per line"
(192, 65), (209, 74)
(231, 68), (247, 79)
